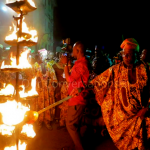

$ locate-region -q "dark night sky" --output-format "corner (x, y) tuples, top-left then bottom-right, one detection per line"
(55, 0), (150, 56)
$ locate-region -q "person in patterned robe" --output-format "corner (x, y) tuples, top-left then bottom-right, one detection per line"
(59, 76), (69, 128)
(90, 38), (150, 150)
(33, 49), (56, 130)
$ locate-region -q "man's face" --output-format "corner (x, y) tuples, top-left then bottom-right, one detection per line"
(122, 48), (135, 66)
(72, 44), (78, 59)
(140, 49), (147, 61)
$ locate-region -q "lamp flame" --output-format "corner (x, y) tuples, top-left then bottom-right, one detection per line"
(19, 77), (38, 98)
(0, 84), (14, 96)
(1, 49), (32, 69)
(5, 17), (38, 43)
(4, 140), (27, 150)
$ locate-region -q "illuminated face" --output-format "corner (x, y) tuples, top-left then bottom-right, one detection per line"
(122, 48), (135, 66)
(39, 51), (47, 61)
(72, 44), (78, 59)
(140, 49), (147, 61)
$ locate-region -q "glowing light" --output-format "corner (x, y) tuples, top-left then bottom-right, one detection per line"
(1, 49), (32, 69)
(19, 77), (38, 98)
(4, 141), (27, 150)
(0, 84), (15, 96)
(2, 7), (7, 12)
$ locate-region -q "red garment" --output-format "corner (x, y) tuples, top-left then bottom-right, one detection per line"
(68, 57), (89, 106)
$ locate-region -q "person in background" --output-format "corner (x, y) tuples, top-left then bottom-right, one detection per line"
(90, 38), (150, 150)
(34, 49), (55, 130)
(51, 52), (65, 124)
(61, 41), (89, 150)
(113, 50), (123, 65)
(140, 49), (150, 70)
(58, 54), (72, 129)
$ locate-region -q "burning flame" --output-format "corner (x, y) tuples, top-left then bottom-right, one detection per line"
(0, 100), (30, 125)
(5, 18), (38, 43)
(4, 140), (27, 150)
(19, 77), (38, 98)
(0, 84), (15, 96)
(21, 124), (36, 138)
(0, 124), (15, 136)
(5, 23), (18, 41)
(0, 77), (38, 98)
(0, 100), (36, 137)
(6, 0), (36, 8)
(1, 50), (32, 69)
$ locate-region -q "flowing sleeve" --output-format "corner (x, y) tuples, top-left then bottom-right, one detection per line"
(90, 67), (113, 106)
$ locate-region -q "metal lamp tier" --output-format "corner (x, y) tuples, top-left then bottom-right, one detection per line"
(4, 39), (37, 47)
(6, 0), (37, 14)
(2, 1), (38, 150)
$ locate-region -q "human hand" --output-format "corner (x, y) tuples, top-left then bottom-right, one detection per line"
(70, 88), (80, 97)
(137, 107), (148, 120)
(61, 55), (68, 64)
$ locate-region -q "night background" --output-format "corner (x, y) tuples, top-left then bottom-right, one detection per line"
(54, 0), (150, 57)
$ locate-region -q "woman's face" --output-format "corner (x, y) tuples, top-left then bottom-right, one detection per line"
(122, 48), (135, 66)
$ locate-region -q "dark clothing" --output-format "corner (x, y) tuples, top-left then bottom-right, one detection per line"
(66, 105), (85, 150)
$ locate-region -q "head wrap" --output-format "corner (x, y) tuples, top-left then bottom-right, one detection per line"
(120, 38), (139, 52)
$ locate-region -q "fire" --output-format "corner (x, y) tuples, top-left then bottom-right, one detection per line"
(4, 141), (27, 150)
(0, 100), (36, 137)
(1, 50), (32, 69)
(0, 77), (38, 98)
(0, 100), (30, 125)
(0, 84), (15, 96)
(5, 18), (38, 43)
(21, 124), (36, 138)
(18, 19), (38, 43)
(6, 0), (36, 8)
(5, 23), (18, 41)
(19, 77), (38, 98)
(0, 124), (15, 136)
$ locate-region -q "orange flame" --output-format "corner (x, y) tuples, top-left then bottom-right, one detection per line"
(0, 100), (36, 138)
(5, 17), (38, 43)
(0, 100), (30, 126)
(0, 124), (15, 136)
(21, 124), (36, 138)
(19, 77), (38, 98)
(4, 140), (27, 150)
(0, 84), (15, 96)
(1, 49), (32, 69)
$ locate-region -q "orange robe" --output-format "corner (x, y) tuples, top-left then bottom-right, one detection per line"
(91, 62), (150, 150)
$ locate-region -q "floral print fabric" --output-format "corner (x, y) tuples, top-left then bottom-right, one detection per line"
(91, 62), (149, 150)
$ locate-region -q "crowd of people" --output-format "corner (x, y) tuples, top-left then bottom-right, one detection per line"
(0, 38), (150, 150)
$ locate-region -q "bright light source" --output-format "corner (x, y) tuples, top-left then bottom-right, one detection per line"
(6, 47), (10, 50)
(2, 7), (7, 12)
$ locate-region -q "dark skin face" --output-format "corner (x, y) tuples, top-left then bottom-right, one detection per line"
(140, 49), (148, 62)
(122, 48), (136, 67)
(122, 48), (137, 84)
